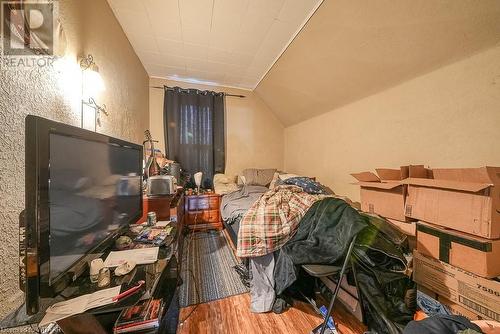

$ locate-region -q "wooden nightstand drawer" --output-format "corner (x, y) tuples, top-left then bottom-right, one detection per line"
(208, 196), (220, 209)
(202, 209), (219, 223)
(187, 196), (209, 210)
(186, 210), (219, 224)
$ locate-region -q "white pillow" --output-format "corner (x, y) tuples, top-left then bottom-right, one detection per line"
(214, 173), (232, 185)
(237, 175), (247, 186)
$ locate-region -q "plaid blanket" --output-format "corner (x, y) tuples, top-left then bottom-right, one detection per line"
(236, 185), (324, 258)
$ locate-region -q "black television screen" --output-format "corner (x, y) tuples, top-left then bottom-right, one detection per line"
(23, 115), (143, 315)
(48, 133), (141, 281)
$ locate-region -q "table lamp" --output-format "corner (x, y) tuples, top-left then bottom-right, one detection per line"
(194, 172), (203, 194)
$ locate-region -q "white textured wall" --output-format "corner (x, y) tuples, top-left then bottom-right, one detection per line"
(284, 45), (500, 202)
(0, 0), (149, 318)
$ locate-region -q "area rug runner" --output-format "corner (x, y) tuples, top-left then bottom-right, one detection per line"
(179, 231), (248, 307)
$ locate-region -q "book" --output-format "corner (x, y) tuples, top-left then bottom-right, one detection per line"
(113, 298), (165, 334)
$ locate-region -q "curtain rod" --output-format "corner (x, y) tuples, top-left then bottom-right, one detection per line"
(150, 86), (246, 98)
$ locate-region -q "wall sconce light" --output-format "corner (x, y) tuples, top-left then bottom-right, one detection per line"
(79, 54), (107, 131)
(79, 54), (105, 98)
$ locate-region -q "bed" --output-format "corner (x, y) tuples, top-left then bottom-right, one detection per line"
(220, 185), (268, 246)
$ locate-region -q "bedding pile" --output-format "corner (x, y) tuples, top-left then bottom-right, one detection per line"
(219, 173), (414, 333)
(274, 197), (414, 333)
(236, 185), (326, 258)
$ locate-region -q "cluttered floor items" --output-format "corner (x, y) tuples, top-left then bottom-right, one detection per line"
(179, 231), (249, 307)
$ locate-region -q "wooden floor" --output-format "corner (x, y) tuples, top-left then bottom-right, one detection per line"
(177, 293), (366, 334)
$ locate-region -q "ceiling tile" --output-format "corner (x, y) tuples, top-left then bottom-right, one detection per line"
(150, 19), (182, 40)
(157, 38), (184, 56)
(185, 69), (225, 84)
(114, 8), (152, 36)
(183, 43), (208, 59)
(127, 33), (159, 53)
(247, 0), (285, 19)
(255, 20), (296, 60)
(240, 12), (275, 37)
(206, 47), (234, 63)
(179, 0), (214, 29)
(144, 0), (181, 39)
(231, 52), (254, 66)
(144, 0), (178, 17)
(145, 63), (187, 78)
(109, 0), (146, 12)
(222, 74), (243, 85)
(231, 32), (264, 54)
(182, 25), (210, 46)
(139, 51), (186, 68)
(184, 57), (210, 72)
(278, 0), (320, 23)
(212, 0), (247, 32)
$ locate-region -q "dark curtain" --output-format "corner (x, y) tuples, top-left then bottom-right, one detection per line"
(164, 86), (225, 189)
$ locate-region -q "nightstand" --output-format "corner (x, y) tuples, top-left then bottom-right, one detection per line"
(137, 188), (185, 225)
(184, 192), (222, 231)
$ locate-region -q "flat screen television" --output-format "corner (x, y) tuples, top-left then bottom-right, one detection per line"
(20, 115), (143, 315)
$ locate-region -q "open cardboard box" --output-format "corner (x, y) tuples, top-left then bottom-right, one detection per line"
(413, 251), (500, 322)
(351, 166), (415, 221)
(404, 166), (500, 239)
(417, 221), (500, 278)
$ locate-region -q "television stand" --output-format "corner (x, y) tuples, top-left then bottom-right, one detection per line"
(1, 217), (185, 334)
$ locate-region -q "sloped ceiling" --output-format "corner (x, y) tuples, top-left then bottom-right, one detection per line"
(107, 0), (323, 90)
(254, 0), (500, 126)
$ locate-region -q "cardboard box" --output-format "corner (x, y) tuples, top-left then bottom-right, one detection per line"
(321, 276), (363, 323)
(417, 284), (439, 300)
(417, 221), (500, 278)
(413, 251), (500, 322)
(404, 166), (500, 239)
(352, 166), (414, 221)
(438, 296), (484, 321)
(387, 219), (416, 237)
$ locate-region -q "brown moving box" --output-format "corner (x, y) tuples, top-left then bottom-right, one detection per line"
(388, 219), (416, 237)
(417, 284), (439, 300)
(321, 276), (363, 323)
(438, 296), (484, 321)
(351, 166), (413, 221)
(417, 221), (500, 278)
(404, 166), (500, 239)
(413, 251), (500, 322)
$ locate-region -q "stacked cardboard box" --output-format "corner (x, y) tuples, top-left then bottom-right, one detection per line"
(353, 165), (500, 321)
(406, 166), (500, 320)
(351, 166), (424, 251)
(351, 166), (417, 245)
(413, 251), (500, 321)
(404, 166), (500, 239)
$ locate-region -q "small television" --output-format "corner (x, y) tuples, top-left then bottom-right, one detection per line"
(20, 115), (143, 315)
